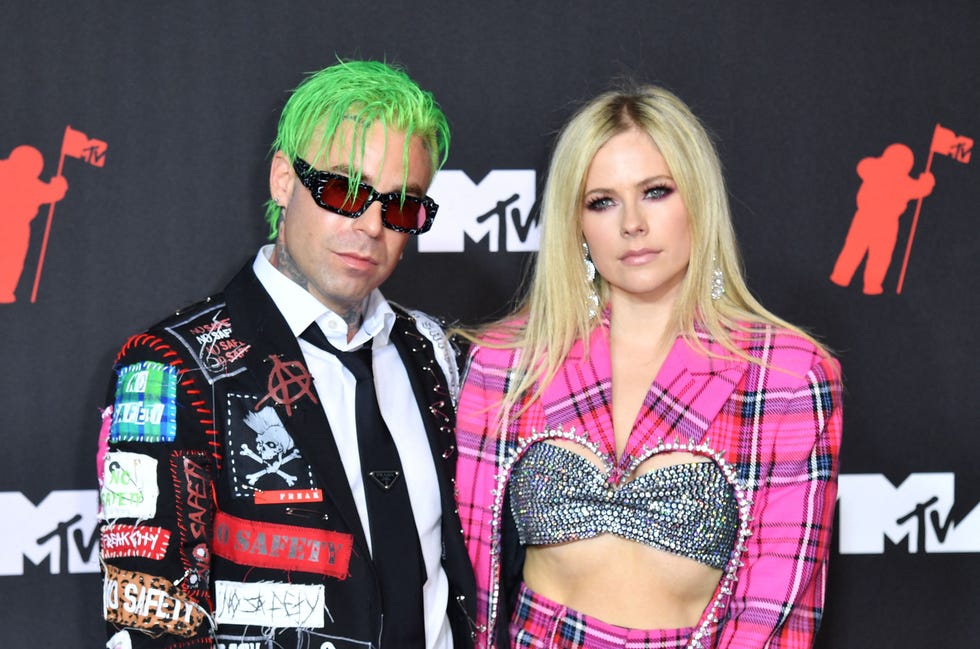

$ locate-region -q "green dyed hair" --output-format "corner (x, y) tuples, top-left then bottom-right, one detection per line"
(264, 59), (451, 238)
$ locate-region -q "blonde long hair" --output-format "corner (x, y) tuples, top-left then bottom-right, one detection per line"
(464, 85), (825, 414)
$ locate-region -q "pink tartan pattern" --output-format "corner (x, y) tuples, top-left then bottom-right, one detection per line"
(511, 582), (692, 649)
(455, 322), (843, 649)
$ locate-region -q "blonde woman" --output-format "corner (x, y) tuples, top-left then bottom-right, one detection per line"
(455, 86), (842, 648)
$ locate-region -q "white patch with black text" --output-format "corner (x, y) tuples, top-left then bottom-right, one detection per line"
(214, 580), (325, 628)
(99, 452), (159, 520)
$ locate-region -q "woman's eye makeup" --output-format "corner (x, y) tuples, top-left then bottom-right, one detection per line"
(644, 184), (673, 200)
(585, 195), (615, 211)
(585, 184), (673, 210)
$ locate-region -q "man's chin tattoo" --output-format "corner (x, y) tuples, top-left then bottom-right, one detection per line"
(273, 241), (366, 335)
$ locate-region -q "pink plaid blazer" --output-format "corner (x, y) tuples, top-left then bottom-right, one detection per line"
(455, 320), (842, 648)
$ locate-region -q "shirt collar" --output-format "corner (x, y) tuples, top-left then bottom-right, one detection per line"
(252, 244), (395, 350)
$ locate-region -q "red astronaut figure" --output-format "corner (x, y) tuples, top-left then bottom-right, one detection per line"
(830, 143), (935, 294)
(0, 145), (68, 303)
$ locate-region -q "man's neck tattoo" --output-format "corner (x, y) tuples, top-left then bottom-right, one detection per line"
(273, 239), (309, 291)
(273, 239), (365, 335)
(341, 308), (363, 341)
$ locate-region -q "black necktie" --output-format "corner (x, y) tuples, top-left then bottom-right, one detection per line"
(301, 325), (426, 647)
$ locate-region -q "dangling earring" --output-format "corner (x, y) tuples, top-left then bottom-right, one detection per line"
(711, 256), (725, 301)
(583, 242), (600, 318)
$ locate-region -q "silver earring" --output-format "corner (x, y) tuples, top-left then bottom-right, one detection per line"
(583, 242), (599, 317)
(711, 256), (725, 301)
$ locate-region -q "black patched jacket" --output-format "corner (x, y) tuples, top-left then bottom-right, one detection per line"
(99, 262), (476, 649)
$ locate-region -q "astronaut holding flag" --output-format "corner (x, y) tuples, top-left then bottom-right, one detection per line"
(831, 123), (972, 295)
(0, 143), (69, 303)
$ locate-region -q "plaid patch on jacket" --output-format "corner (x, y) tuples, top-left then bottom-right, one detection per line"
(455, 321), (842, 648)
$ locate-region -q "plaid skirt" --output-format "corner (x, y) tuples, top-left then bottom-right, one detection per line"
(509, 582), (694, 648)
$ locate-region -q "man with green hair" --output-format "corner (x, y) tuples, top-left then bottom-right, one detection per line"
(98, 60), (475, 649)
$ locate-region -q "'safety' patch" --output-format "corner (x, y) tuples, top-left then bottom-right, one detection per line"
(212, 510), (352, 579)
(111, 361), (178, 443)
(214, 580), (325, 628)
(102, 564), (206, 637)
(99, 451), (159, 520)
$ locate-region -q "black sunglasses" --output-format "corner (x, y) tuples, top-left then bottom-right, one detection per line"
(292, 157), (438, 235)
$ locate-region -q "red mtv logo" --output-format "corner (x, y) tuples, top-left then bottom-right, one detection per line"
(0, 126), (107, 303)
(830, 124), (972, 295)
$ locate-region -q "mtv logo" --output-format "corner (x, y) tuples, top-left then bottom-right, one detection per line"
(0, 490), (100, 575)
(837, 473), (980, 554)
(421, 170), (539, 253)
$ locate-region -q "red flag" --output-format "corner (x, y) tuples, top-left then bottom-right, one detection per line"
(61, 125), (108, 167)
(930, 124), (972, 164)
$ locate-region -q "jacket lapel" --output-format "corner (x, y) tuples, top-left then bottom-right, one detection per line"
(540, 325), (748, 458)
(539, 326), (616, 455)
(388, 309), (478, 614)
(223, 264), (370, 555)
(628, 334), (747, 454)
(387, 310), (457, 501)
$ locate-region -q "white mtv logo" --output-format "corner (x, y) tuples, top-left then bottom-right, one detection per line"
(0, 490), (100, 575)
(421, 170), (539, 252)
(837, 473), (980, 554)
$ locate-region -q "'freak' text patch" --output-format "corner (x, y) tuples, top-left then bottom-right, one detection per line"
(100, 524), (171, 561)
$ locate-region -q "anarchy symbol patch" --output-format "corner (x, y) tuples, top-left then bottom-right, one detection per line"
(255, 355), (318, 417)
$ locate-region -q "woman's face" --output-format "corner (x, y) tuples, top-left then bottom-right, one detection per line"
(581, 128), (691, 308)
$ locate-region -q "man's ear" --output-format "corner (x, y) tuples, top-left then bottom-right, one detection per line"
(269, 151), (295, 210)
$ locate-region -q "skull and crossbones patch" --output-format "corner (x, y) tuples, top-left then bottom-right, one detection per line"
(225, 394), (317, 500)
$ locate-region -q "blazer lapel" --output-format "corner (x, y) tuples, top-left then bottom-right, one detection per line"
(539, 326), (617, 457)
(223, 264), (370, 554)
(539, 325), (748, 458)
(387, 311), (457, 493)
(387, 309), (478, 612)
(628, 334), (748, 454)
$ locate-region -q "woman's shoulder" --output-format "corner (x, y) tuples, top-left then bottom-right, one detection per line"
(468, 316), (528, 351)
(728, 321), (839, 379)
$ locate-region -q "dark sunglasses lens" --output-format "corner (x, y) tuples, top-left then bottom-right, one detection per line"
(385, 199), (426, 231)
(319, 177), (371, 214)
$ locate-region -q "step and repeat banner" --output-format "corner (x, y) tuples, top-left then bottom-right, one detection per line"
(1, 2), (977, 647)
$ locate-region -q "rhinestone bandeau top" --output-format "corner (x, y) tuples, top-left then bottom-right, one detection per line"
(509, 442), (738, 569)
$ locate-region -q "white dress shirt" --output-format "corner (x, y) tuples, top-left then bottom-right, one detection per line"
(252, 245), (451, 649)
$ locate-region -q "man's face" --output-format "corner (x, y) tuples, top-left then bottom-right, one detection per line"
(269, 121), (432, 321)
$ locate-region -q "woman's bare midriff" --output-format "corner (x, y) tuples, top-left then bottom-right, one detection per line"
(522, 534), (721, 629)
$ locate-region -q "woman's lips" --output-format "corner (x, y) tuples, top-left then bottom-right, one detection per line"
(620, 248), (661, 265)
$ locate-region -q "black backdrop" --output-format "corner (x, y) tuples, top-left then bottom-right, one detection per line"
(2, 2), (978, 646)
